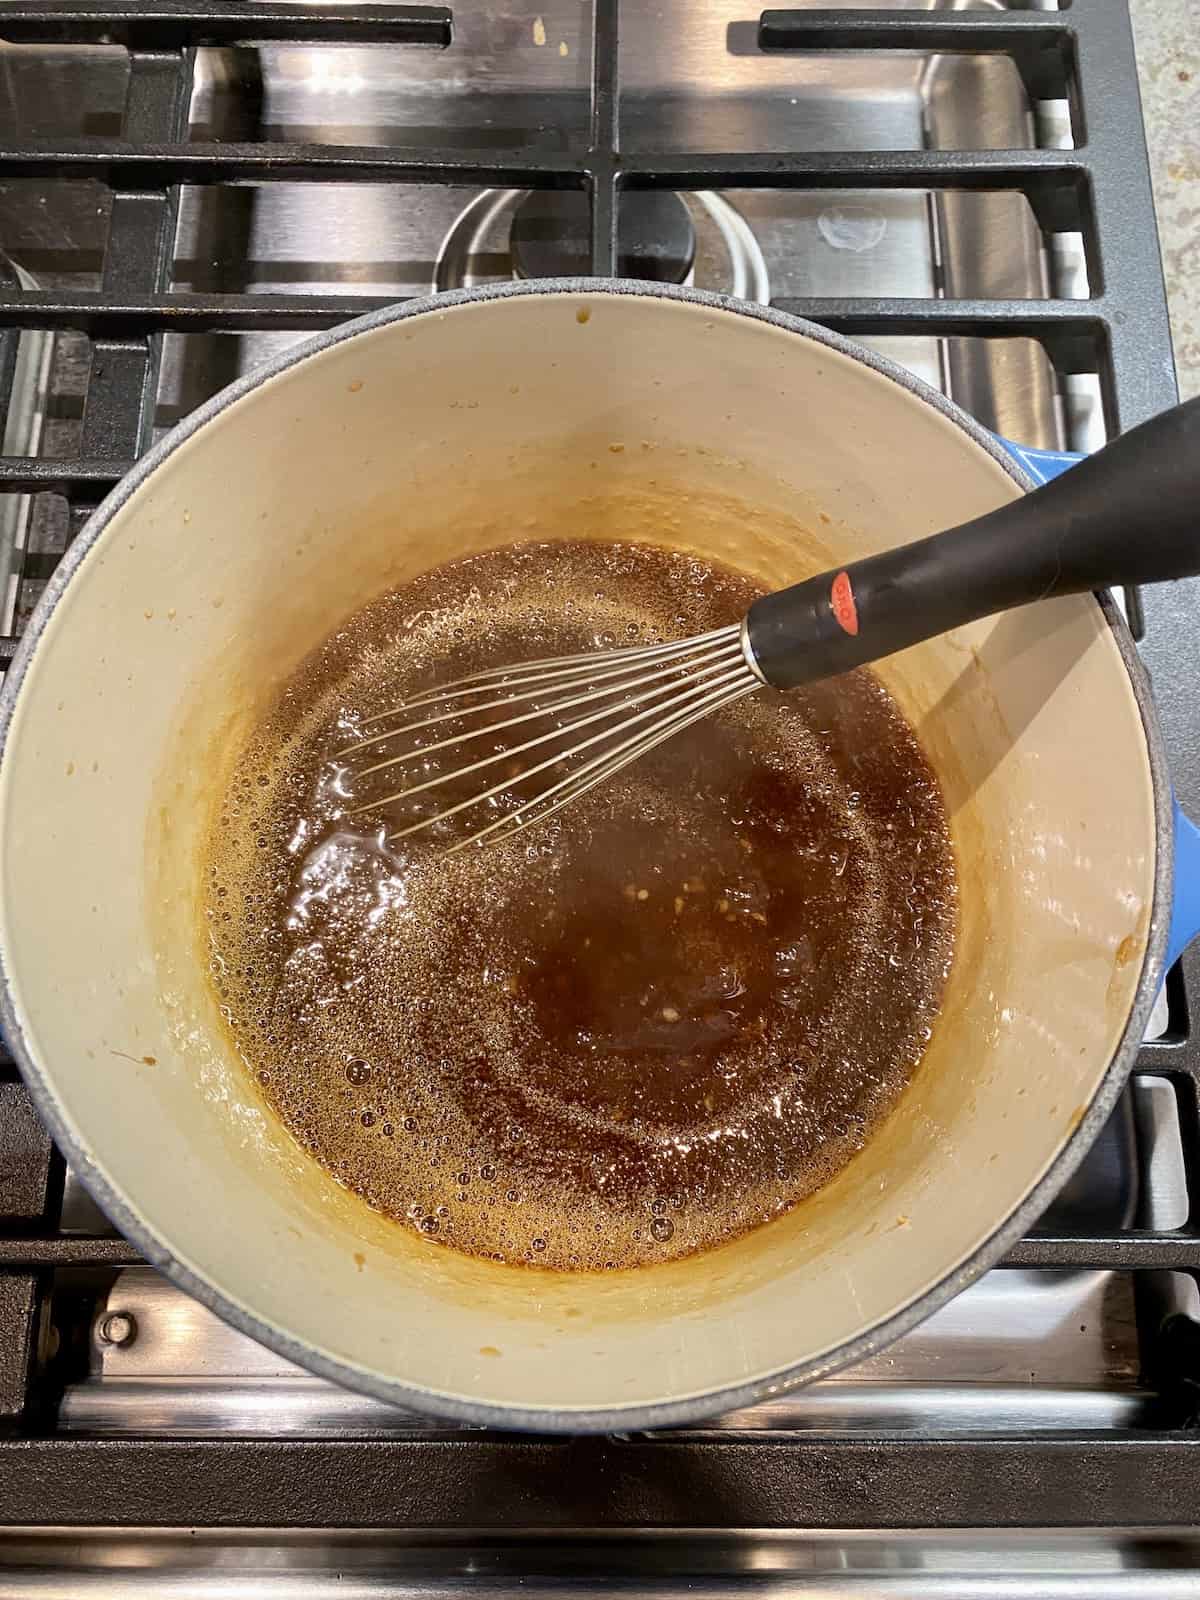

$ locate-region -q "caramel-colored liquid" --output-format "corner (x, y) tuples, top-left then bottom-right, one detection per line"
(205, 540), (956, 1270)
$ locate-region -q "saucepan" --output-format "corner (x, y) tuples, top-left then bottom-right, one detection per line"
(2, 280), (1198, 1431)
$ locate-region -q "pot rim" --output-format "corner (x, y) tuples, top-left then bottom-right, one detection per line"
(0, 277), (1172, 1433)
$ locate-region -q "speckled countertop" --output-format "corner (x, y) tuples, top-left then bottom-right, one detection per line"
(1130, 0), (1198, 400)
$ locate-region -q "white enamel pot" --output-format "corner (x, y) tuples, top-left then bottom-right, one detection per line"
(2, 281), (1198, 1432)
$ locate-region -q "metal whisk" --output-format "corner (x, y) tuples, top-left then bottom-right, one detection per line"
(337, 396), (1200, 853)
(337, 624), (761, 854)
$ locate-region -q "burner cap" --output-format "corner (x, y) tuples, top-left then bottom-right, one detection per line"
(511, 190), (696, 283)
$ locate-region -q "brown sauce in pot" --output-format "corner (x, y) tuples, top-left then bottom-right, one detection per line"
(204, 539), (956, 1270)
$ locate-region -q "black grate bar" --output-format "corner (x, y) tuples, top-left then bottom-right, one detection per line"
(0, 143), (1094, 241)
(0, 141), (585, 187)
(1139, 1037), (1196, 1073)
(77, 52), (194, 465)
(771, 299), (1106, 373)
(0, 1238), (143, 1268)
(0, 291), (400, 334)
(4, 1228), (1200, 1274)
(1006, 1235), (1200, 1272)
(3, 1435), (1200, 1529)
(622, 152), (1089, 239)
(0, 292), (1113, 338)
(0, 1088), (54, 1227)
(758, 8), (1077, 102)
(0, 1278), (37, 1427)
(588, 0), (619, 277)
(0, 459), (129, 493)
(0, 292), (1119, 348)
(617, 150), (1087, 185)
(0, 0), (452, 47)
(0, 142), (1087, 183)
(0, 265), (18, 433)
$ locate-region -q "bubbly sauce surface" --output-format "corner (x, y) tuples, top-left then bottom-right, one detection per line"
(205, 540), (956, 1270)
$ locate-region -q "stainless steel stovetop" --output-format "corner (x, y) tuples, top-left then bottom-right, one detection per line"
(2, 0), (1199, 1587)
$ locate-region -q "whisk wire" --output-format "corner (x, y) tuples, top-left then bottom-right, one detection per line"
(337, 622), (759, 852)
(343, 635), (743, 778)
(352, 647), (745, 818)
(441, 674), (757, 856)
(340, 658), (653, 761)
(367, 624), (741, 722)
(380, 659), (753, 845)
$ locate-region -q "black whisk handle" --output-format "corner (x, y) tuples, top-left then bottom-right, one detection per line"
(744, 396), (1200, 690)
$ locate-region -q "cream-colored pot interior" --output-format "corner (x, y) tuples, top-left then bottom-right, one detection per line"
(0, 286), (1160, 1428)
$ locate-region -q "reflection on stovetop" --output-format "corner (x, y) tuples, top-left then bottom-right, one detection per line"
(58, 1261), (1148, 1436)
(4, 1525), (1200, 1595)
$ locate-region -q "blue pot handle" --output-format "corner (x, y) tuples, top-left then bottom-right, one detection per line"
(992, 437), (1088, 488)
(994, 434), (1200, 972)
(1168, 802), (1200, 974)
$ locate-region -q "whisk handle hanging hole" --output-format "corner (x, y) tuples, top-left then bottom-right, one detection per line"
(745, 395), (1200, 691)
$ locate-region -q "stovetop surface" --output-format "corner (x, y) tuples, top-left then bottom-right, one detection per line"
(2, 0), (1200, 1581)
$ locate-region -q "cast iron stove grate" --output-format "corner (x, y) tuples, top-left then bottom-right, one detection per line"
(0, 0), (1199, 1537)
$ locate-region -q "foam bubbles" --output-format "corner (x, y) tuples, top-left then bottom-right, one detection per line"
(204, 539), (956, 1271)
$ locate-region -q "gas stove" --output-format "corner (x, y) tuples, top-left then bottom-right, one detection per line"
(2, 0), (1200, 1586)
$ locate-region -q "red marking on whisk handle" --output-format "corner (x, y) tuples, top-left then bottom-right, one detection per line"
(830, 571), (858, 636)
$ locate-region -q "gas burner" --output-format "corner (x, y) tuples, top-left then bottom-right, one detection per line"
(511, 189), (695, 283)
(433, 189), (770, 303)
